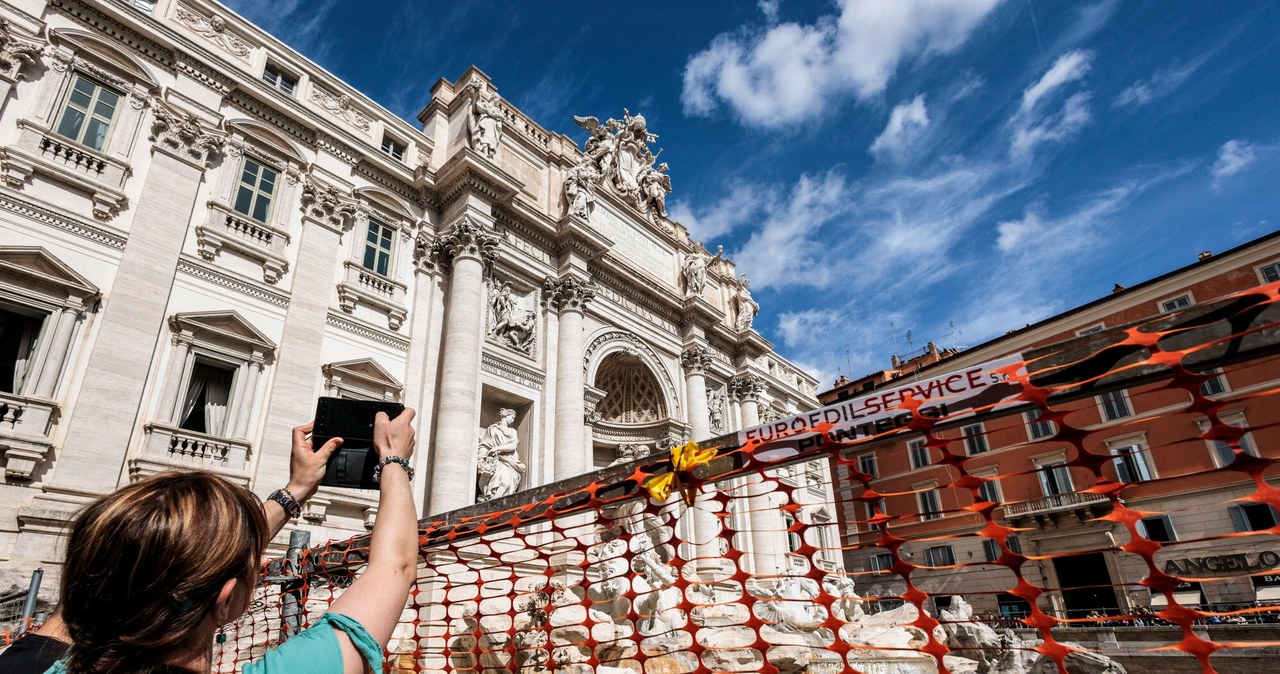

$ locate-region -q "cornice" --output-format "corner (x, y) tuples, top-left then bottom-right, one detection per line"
(51, 0), (174, 70)
(173, 49), (232, 94)
(435, 149), (521, 209)
(0, 188), (126, 250)
(326, 311), (410, 351)
(176, 256), (289, 308)
(354, 160), (424, 209)
(480, 351), (545, 391)
(226, 88), (316, 147)
(588, 265), (683, 326)
(314, 128), (360, 166)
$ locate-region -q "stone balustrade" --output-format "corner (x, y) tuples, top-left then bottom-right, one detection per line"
(195, 200), (290, 284)
(0, 391), (58, 479)
(1003, 491), (1110, 518)
(141, 422), (250, 471)
(336, 261), (408, 330)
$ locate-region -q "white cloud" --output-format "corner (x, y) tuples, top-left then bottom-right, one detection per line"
(1211, 139), (1257, 183)
(731, 171), (850, 289)
(682, 0), (1005, 128)
(1007, 52), (1094, 160)
(869, 95), (930, 162)
(1020, 50), (1092, 113)
(759, 0), (780, 22)
(1010, 91), (1091, 159)
(1113, 60), (1201, 109)
(668, 182), (772, 241)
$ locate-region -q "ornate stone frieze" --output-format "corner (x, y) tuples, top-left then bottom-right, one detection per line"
(0, 20), (45, 81)
(571, 110), (670, 221)
(730, 373), (765, 402)
(173, 5), (252, 59)
(707, 385), (727, 434)
(299, 177), (360, 230)
(149, 100), (226, 168)
(680, 345), (714, 374)
(541, 276), (596, 312)
(468, 81), (502, 159)
(486, 278), (537, 354)
(50, 50), (126, 87)
(436, 218), (501, 267)
(311, 85), (372, 132)
(480, 352), (545, 390)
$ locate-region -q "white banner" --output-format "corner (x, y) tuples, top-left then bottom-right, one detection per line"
(737, 354), (1027, 459)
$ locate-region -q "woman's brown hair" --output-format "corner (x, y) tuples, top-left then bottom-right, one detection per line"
(60, 471), (268, 673)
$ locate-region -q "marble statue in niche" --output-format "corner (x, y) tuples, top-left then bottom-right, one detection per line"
(476, 407), (523, 501)
(564, 161), (599, 219)
(681, 245), (723, 299)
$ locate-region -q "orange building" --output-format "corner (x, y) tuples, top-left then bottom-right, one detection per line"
(817, 231), (1280, 619)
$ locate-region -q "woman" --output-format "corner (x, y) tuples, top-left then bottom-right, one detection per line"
(46, 409), (417, 674)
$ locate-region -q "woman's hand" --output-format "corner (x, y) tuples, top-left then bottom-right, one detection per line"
(288, 420), (343, 503)
(373, 408), (416, 461)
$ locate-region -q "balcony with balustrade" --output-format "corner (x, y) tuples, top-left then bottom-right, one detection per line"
(1002, 491), (1113, 526)
(195, 201), (290, 284)
(0, 391), (59, 480)
(2, 119), (130, 219)
(336, 261), (407, 330)
(130, 422), (252, 485)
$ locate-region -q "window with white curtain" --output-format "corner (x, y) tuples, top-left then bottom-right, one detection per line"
(176, 359), (236, 436)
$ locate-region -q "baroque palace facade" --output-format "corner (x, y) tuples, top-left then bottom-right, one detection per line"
(0, 0), (818, 590)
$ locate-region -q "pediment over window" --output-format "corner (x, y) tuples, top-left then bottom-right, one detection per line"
(167, 311), (275, 357)
(322, 358), (402, 401)
(0, 246), (99, 307)
(48, 28), (160, 89)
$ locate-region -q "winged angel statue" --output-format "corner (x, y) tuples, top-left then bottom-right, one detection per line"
(570, 111), (671, 220)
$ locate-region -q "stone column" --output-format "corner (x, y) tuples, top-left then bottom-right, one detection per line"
(733, 373), (782, 574)
(31, 307), (78, 398)
(544, 276), (596, 481)
(681, 345), (714, 441)
(426, 219), (499, 515)
(403, 229), (449, 504)
(54, 107), (225, 492)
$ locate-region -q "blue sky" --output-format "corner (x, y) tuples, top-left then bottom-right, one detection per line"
(222, 0), (1280, 389)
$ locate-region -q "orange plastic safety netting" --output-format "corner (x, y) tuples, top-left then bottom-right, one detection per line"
(215, 283), (1280, 674)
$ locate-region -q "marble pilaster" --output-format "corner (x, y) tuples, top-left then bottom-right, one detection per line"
(426, 218), (499, 515)
(543, 275), (596, 480)
(54, 112), (224, 492)
(254, 176), (359, 495)
(680, 345), (714, 441)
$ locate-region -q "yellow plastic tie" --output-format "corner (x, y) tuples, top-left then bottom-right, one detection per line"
(643, 440), (718, 505)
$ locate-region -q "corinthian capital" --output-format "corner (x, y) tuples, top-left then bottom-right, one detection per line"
(149, 100), (226, 168)
(541, 276), (596, 312)
(731, 373), (765, 402)
(680, 345), (714, 374)
(0, 20), (44, 81)
(299, 177), (359, 230)
(436, 217), (501, 269)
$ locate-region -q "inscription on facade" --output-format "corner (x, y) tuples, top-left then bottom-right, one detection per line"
(591, 205), (673, 276)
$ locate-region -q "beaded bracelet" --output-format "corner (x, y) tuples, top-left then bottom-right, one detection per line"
(373, 455), (414, 483)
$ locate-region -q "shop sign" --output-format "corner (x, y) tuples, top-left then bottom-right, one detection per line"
(1163, 550), (1280, 576)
